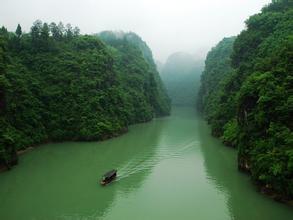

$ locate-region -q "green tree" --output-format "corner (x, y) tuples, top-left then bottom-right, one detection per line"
(65, 23), (73, 39)
(73, 26), (80, 37)
(15, 24), (22, 38)
(49, 22), (62, 40)
(40, 22), (50, 49)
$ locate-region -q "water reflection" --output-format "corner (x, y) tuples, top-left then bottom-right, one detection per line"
(68, 118), (168, 220)
(197, 114), (293, 220)
(1, 107), (292, 220)
(0, 117), (167, 220)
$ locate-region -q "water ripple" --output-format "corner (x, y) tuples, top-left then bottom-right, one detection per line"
(115, 139), (198, 182)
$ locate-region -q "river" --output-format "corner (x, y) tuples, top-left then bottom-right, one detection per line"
(0, 107), (292, 220)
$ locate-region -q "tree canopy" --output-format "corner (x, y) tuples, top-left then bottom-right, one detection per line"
(198, 0), (293, 201)
(0, 22), (170, 169)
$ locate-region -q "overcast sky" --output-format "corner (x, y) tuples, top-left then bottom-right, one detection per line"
(0, 0), (271, 62)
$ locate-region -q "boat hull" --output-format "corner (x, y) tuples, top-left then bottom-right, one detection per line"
(100, 175), (116, 186)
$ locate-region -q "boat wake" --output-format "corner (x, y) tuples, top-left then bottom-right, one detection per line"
(115, 139), (198, 182)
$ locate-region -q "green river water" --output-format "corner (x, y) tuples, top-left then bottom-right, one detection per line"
(0, 107), (292, 220)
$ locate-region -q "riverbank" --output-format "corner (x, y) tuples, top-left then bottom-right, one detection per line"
(236, 144), (292, 205)
(0, 126), (129, 172)
(208, 125), (293, 206)
(0, 107), (292, 220)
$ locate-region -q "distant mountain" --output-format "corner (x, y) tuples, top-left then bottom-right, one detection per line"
(161, 52), (204, 106)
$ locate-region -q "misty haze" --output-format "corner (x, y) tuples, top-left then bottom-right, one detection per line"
(0, 1), (292, 220)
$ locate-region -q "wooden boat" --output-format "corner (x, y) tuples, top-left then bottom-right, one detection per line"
(100, 169), (117, 186)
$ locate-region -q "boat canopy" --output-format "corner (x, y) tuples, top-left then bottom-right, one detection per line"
(103, 169), (117, 179)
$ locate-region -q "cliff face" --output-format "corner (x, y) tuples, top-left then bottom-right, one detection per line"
(198, 1), (293, 201)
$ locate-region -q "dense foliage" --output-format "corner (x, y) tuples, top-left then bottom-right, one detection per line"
(161, 52), (204, 106)
(98, 31), (170, 116)
(0, 22), (170, 169)
(197, 37), (236, 135)
(198, 0), (293, 201)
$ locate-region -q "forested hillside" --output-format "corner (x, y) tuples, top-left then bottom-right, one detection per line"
(98, 31), (170, 116)
(198, 0), (293, 201)
(161, 52), (204, 106)
(0, 22), (170, 169)
(197, 37), (236, 135)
